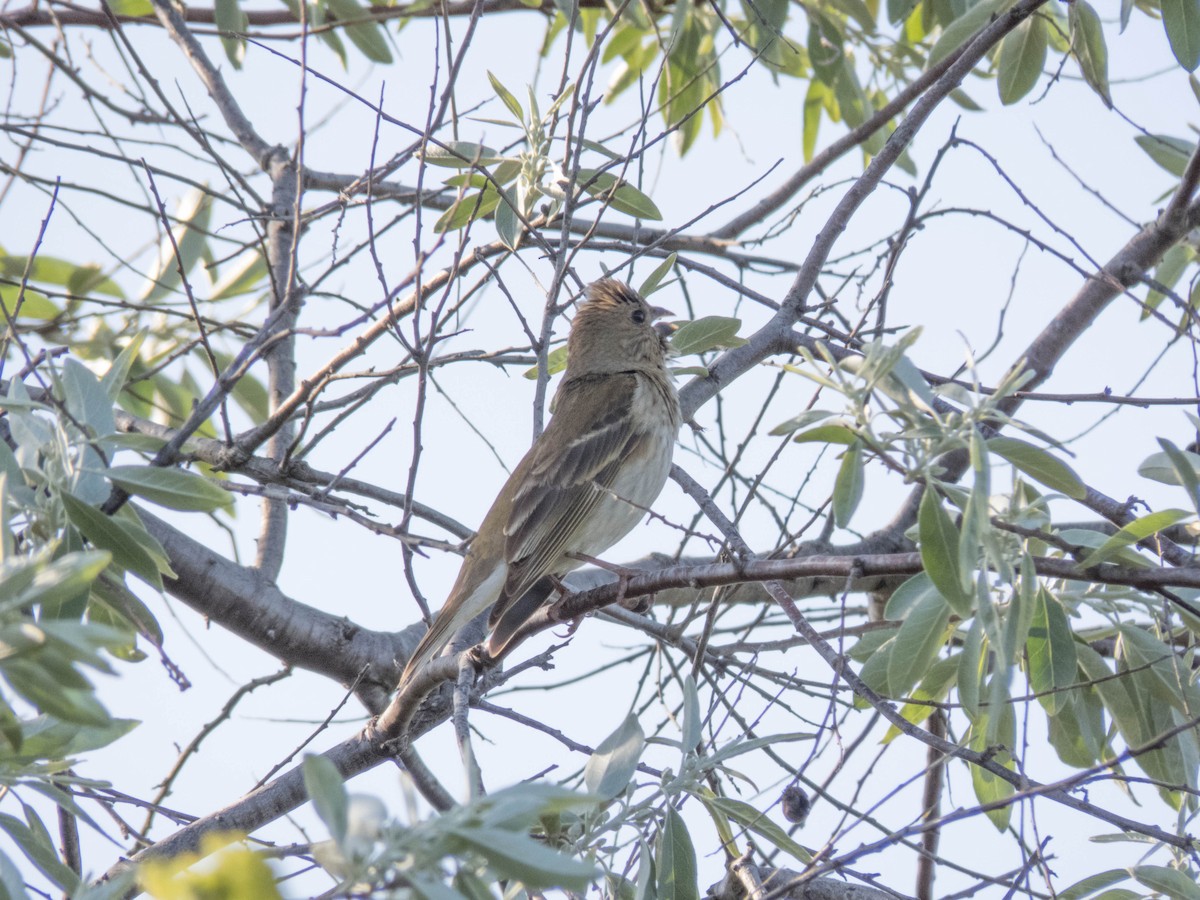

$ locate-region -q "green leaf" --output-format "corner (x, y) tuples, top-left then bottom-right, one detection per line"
(584, 714), (645, 800)
(473, 784), (593, 832)
(0, 848), (30, 899)
(104, 465), (233, 512)
(958, 618), (984, 718)
(0, 812), (80, 892)
(1163, 0), (1200, 70)
(669, 317), (744, 356)
(106, 0), (153, 13)
(523, 344), (568, 380)
(949, 87), (983, 110)
(802, 80), (831, 161)
(1045, 690), (1103, 768)
(1140, 443), (1200, 490)
(791, 423), (858, 445)
(1077, 508), (1192, 568)
(886, 589), (951, 697)
(434, 188), (504, 233)
(884, 655), (959, 740)
(928, 0), (1013, 67)
(0, 284), (60, 320)
(656, 805), (699, 900)
(1154, 438), (1200, 516)
(638, 253), (677, 298)
(61, 493), (163, 590)
(422, 142), (506, 168)
(680, 674), (701, 754)
(140, 188), (211, 303)
(325, 0), (393, 63)
(214, 0), (248, 67)
(1055, 870), (1128, 900)
(1069, 0), (1110, 104)
(918, 489), (972, 616)
(1076, 643), (1144, 750)
(487, 71), (524, 120)
(1144, 243), (1194, 316)
(807, 14), (843, 83)
(883, 572), (940, 620)
(633, 842), (656, 900)
(857, 635), (896, 697)
(22, 551), (111, 613)
(576, 168), (662, 220)
(18, 715), (138, 761)
(833, 0), (877, 32)
(1134, 134), (1195, 177)
(495, 189), (522, 250)
(997, 14), (1046, 104)
(693, 794), (812, 863)
(100, 331), (147, 401)
(61, 358), (116, 441)
(210, 252), (268, 300)
(303, 754), (348, 846)
(987, 436), (1085, 499)
(1133, 865), (1200, 899)
(769, 409), (836, 437)
(832, 441), (864, 528)
(1116, 625), (1198, 716)
(1026, 589), (1076, 715)
(448, 826), (596, 890)
(968, 709), (1015, 830)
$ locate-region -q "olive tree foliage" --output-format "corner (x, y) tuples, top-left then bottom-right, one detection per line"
(1, 0), (1200, 894)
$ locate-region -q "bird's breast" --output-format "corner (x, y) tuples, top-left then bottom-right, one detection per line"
(568, 374), (678, 557)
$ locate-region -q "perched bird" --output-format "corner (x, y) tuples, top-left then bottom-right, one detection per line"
(400, 279), (680, 684)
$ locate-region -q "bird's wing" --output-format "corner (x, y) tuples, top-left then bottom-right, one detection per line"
(490, 372), (645, 623)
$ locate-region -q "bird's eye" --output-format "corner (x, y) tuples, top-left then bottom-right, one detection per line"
(631, 308), (646, 324)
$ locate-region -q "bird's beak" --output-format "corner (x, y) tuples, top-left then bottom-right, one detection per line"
(649, 305), (673, 321)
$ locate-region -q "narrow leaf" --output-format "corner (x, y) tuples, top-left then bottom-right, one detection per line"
(487, 71), (524, 120)
(1077, 508), (1192, 568)
(103, 465), (233, 512)
(997, 15), (1047, 104)
(1069, 0), (1110, 104)
(886, 589), (951, 697)
(669, 317), (744, 356)
(1163, 0), (1200, 70)
(832, 442), (864, 528)
(584, 715), (645, 800)
(987, 436), (1086, 499)
(303, 754), (348, 846)
(325, 0), (393, 63)
(656, 806), (699, 900)
(928, 0), (1012, 67)
(693, 794), (812, 863)
(918, 488), (972, 616)
(1025, 589), (1077, 715)
(448, 826), (596, 890)
(638, 253), (677, 297)
(1134, 134), (1195, 177)
(61, 493), (162, 590)
(576, 168), (662, 220)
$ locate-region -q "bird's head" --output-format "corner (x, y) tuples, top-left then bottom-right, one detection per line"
(565, 279), (672, 377)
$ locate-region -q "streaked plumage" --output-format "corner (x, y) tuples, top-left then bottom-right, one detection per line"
(400, 279), (680, 685)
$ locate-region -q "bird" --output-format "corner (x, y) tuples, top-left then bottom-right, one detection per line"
(399, 278), (681, 685)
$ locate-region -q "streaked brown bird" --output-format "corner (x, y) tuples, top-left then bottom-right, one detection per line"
(400, 279), (680, 685)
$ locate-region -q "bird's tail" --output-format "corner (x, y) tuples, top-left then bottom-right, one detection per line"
(484, 577), (557, 661)
(399, 613), (461, 687)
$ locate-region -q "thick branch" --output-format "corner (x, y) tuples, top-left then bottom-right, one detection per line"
(138, 508), (415, 706)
